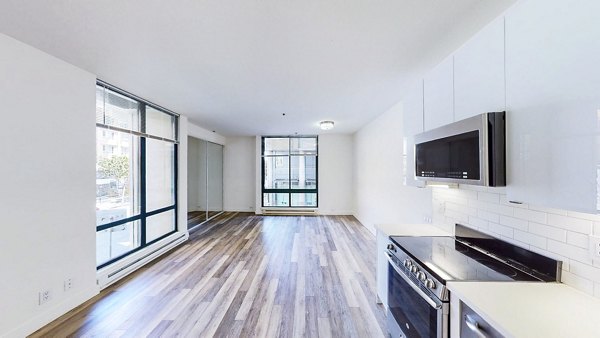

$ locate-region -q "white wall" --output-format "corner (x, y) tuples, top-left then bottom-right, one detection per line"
(353, 102), (433, 234)
(188, 122), (226, 145)
(432, 186), (600, 298)
(224, 136), (256, 212)
(0, 33), (98, 337)
(318, 134), (354, 214)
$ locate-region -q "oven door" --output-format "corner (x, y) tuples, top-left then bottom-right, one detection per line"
(386, 252), (449, 338)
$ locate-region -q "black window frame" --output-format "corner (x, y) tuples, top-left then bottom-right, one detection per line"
(261, 136), (318, 208)
(96, 80), (179, 269)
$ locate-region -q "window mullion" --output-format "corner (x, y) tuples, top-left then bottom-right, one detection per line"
(140, 137), (147, 246)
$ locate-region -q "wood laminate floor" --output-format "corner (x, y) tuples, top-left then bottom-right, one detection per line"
(31, 213), (386, 337)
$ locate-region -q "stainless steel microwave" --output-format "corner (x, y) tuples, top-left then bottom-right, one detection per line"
(414, 112), (506, 186)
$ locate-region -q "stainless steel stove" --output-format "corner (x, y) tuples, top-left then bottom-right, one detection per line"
(385, 224), (561, 338)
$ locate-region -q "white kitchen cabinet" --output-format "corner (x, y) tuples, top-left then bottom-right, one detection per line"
(505, 0), (600, 213)
(403, 80), (426, 187)
(454, 16), (505, 121)
(424, 56), (454, 130)
(376, 228), (389, 309)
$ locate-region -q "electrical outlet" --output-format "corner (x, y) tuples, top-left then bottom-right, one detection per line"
(64, 278), (73, 291)
(589, 236), (600, 261)
(39, 289), (51, 305)
(423, 216), (432, 223)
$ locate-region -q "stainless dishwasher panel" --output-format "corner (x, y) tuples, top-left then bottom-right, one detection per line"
(460, 301), (504, 338)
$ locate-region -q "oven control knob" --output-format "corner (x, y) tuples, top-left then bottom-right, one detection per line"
(387, 244), (395, 251)
(410, 265), (418, 274)
(403, 259), (412, 268)
(416, 271), (426, 281)
(425, 279), (436, 289)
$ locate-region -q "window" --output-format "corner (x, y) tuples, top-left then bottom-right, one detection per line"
(262, 136), (318, 207)
(96, 82), (178, 269)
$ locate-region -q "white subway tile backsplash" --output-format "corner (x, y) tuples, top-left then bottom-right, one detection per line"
(547, 240), (592, 265)
(499, 215), (528, 232)
(547, 213), (592, 234)
(488, 222), (514, 238)
(594, 222), (600, 236)
(478, 191), (500, 203)
(468, 216), (488, 229)
(432, 188), (600, 298)
(570, 260), (600, 283)
(477, 210), (500, 223)
(514, 230), (547, 249)
(567, 231), (589, 249)
(445, 209), (469, 223)
(513, 208), (547, 224)
(561, 270), (594, 295)
(528, 222), (567, 242)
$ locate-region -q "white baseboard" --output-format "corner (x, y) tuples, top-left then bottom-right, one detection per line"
(4, 286), (98, 338)
(97, 231), (188, 289)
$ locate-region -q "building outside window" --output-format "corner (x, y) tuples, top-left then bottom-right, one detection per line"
(95, 82), (178, 268)
(262, 136), (318, 207)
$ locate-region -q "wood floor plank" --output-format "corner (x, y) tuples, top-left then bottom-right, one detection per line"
(29, 213), (386, 338)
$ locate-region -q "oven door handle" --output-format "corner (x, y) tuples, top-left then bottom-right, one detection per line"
(386, 252), (443, 310)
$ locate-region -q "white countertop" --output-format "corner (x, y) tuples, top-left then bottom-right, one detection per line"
(375, 223), (452, 237)
(448, 281), (600, 338)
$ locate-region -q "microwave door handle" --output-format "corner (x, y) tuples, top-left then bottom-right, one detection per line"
(385, 252), (442, 310)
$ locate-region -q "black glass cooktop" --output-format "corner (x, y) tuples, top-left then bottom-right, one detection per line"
(390, 236), (541, 283)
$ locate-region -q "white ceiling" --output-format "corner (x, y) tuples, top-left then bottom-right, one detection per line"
(0, 0), (515, 136)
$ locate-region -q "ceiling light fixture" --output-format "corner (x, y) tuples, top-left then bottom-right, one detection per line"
(320, 120), (335, 130)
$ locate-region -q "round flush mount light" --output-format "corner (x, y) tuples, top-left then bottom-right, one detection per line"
(319, 120), (335, 130)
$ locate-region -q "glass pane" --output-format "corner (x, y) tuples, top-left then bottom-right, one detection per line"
(96, 220), (141, 266)
(147, 209), (175, 242)
(146, 106), (176, 140)
(187, 137), (208, 227)
(264, 156), (289, 189)
(146, 138), (175, 211)
(96, 86), (104, 124)
(291, 193), (317, 207)
(264, 193), (289, 207)
(291, 155), (317, 189)
(96, 128), (140, 226)
(207, 142), (223, 218)
(291, 137), (317, 154)
(103, 88), (140, 131)
(264, 138), (289, 155)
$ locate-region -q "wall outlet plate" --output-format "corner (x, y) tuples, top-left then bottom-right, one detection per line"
(39, 289), (51, 305)
(64, 278), (73, 291)
(589, 235), (600, 261)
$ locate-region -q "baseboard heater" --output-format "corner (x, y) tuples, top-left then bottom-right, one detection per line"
(262, 208), (317, 216)
(97, 233), (187, 289)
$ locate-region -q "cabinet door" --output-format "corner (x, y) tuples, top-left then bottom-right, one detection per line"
(454, 16), (505, 121)
(424, 56), (454, 130)
(376, 229), (389, 309)
(403, 81), (426, 187)
(505, 0), (600, 213)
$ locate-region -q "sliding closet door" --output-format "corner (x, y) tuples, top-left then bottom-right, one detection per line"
(206, 142), (223, 218)
(187, 137), (208, 227)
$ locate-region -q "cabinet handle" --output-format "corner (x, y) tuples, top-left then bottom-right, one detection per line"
(464, 314), (488, 338)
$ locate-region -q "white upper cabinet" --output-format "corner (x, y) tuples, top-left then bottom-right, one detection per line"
(505, 0), (600, 213)
(454, 16), (505, 121)
(424, 56), (454, 130)
(403, 81), (426, 187)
